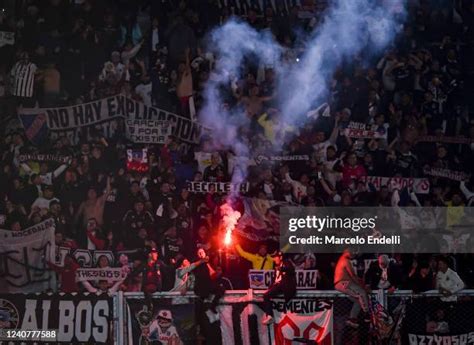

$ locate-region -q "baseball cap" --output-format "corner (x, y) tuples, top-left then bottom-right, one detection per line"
(157, 310), (172, 321)
(271, 251), (283, 258)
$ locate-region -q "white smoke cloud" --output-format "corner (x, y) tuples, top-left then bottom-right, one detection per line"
(199, 0), (406, 188)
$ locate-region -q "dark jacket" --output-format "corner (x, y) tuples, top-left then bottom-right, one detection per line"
(365, 261), (401, 290)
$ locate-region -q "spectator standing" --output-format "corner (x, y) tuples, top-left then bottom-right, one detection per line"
(262, 251), (296, 325)
(10, 51), (37, 107)
(235, 243), (274, 270)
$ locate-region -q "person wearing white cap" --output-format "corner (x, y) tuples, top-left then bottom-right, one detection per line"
(145, 309), (182, 345)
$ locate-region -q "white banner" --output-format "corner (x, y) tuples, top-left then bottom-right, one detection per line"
(219, 297), (333, 345)
(76, 268), (126, 282)
(273, 298), (333, 345)
(423, 166), (471, 182)
(344, 122), (388, 139)
(19, 95), (210, 147)
(18, 153), (70, 164)
(248, 270), (318, 290)
(186, 181), (249, 194)
(361, 176), (430, 194)
(0, 219), (56, 293)
(54, 246), (117, 268)
(125, 119), (171, 144)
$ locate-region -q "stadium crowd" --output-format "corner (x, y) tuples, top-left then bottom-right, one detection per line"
(0, 0), (473, 306)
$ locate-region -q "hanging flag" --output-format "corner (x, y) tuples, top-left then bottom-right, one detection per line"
(126, 148), (148, 172)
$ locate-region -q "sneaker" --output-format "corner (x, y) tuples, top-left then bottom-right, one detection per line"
(262, 315), (274, 325)
(345, 318), (359, 329)
(205, 310), (219, 324)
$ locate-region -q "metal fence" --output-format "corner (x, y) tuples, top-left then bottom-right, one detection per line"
(112, 289), (474, 344)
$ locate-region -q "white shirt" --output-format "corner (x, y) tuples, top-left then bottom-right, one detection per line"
(194, 152), (213, 173)
(135, 82), (152, 106)
(149, 322), (179, 344)
(21, 163), (68, 185)
(436, 268), (464, 302)
(11, 61), (37, 98)
(31, 197), (59, 210)
(312, 140), (335, 163)
(87, 231), (97, 250)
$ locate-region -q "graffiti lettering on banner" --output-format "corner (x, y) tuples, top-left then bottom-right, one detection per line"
(423, 166), (471, 182)
(54, 246), (117, 267)
(18, 95), (210, 146)
(186, 181), (249, 194)
(0, 219), (56, 293)
(417, 135), (474, 145)
(408, 333), (474, 344)
(343, 122), (389, 139)
(249, 270), (318, 290)
(403, 300), (474, 344)
(125, 119), (171, 144)
(361, 176), (430, 194)
(255, 155), (310, 165)
(76, 268), (126, 282)
(0, 293), (112, 343)
(18, 153), (70, 164)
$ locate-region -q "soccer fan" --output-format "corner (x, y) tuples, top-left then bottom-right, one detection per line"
(334, 249), (370, 328)
(234, 242), (274, 270)
(261, 251), (296, 325)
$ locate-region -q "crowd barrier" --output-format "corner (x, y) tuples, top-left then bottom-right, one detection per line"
(113, 289), (474, 345)
(1, 289), (473, 344)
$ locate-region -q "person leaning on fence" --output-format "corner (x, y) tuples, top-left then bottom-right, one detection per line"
(234, 243), (275, 270)
(262, 251), (297, 325)
(334, 249), (370, 329)
(365, 254), (401, 292)
(170, 256), (208, 295)
(436, 256), (465, 302)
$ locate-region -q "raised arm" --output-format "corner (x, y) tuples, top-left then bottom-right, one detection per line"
(52, 163), (69, 179)
(99, 176), (113, 203)
(460, 181), (474, 201)
(184, 47), (191, 74)
(177, 259), (205, 278)
(20, 162), (33, 175)
(257, 112), (269, 127)
(328, 114), (340, 144)
(235, 244), (257, 262)
(207, 263), (217, 279)
(81, 280), (98, 293)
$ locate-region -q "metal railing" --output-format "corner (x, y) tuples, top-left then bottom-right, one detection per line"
(113, 288), (474, 344)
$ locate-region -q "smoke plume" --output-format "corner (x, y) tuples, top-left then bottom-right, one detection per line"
(200, 0), (406, 187)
